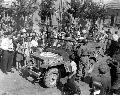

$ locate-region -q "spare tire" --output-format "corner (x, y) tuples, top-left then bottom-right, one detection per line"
(44, 68), (59, 88)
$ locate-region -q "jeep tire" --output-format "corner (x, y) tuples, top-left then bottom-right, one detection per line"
(44, 68), (59, 88)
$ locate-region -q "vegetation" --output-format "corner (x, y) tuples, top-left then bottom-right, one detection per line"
(0, 0), (38, 32)
(68, 0), (107, 25)
(38, 0), (57, 26)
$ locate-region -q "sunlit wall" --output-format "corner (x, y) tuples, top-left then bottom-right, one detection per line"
(92, 0), (112, 4)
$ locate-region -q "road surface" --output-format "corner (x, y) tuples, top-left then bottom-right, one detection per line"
(0, 69), (90, 95)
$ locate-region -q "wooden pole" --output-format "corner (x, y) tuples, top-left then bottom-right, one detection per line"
(22, 37), (26, 66)
(59, 3), (61, 32)
(60, 0), (62, 23)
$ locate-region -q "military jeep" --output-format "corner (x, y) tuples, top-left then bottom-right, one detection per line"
(21, 47), (72, 88)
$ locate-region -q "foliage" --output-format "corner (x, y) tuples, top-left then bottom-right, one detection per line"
(14, 0), (37, 16)
(81, 1), (107, 22)
(61, 11), (72, 28)
(0, 0), (38, 32)
(38, 0), (57, 22)
(69, 0), (82, 18)
(12, 0), (38, 30)
(67, 0), (107, 23)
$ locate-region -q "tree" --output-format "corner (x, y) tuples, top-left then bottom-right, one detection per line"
(67, 0), (107, 37)
(68, 0), (107, 25)
(38, 0), (57, 26)
(67, 0), (82, 18)
(38, 0), (57, 40)
(62, 11), (72, 29)
(0, 0), (38, 32)
(81, 1), (106, 24)
(12, 0), (38, 31)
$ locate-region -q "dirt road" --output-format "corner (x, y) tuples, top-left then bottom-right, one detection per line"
(0, 69), (61, 95)
(0, 69), (90, 95)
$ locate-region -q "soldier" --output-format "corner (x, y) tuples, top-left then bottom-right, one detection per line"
(111, 52), (120, 95)
(62, 60), (81, 95)
(88, 55), (111, 95)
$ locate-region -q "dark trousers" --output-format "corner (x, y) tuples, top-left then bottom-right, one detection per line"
(92, 75), (111, 95)
(1, 50), (14, 73)
(66, 75), (81, 94)
(0, 49), (3, 69)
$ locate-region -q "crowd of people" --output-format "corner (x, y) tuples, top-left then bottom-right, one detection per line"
(0, 21), (120, 95)
(0, 29), (39, 74)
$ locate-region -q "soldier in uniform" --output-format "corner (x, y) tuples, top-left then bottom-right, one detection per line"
(64, 60), (81, 95)
(88, 55), (111, 95)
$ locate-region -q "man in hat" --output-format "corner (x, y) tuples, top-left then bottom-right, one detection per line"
(0, 35), (14, 74)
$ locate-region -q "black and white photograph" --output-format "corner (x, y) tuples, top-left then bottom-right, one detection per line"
(0, 0), (120, 95)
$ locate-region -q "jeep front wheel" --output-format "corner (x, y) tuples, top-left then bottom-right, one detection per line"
(44, 68), (59, 88)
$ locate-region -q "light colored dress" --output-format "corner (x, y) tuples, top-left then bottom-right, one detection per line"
(24, 42), (31, 64)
